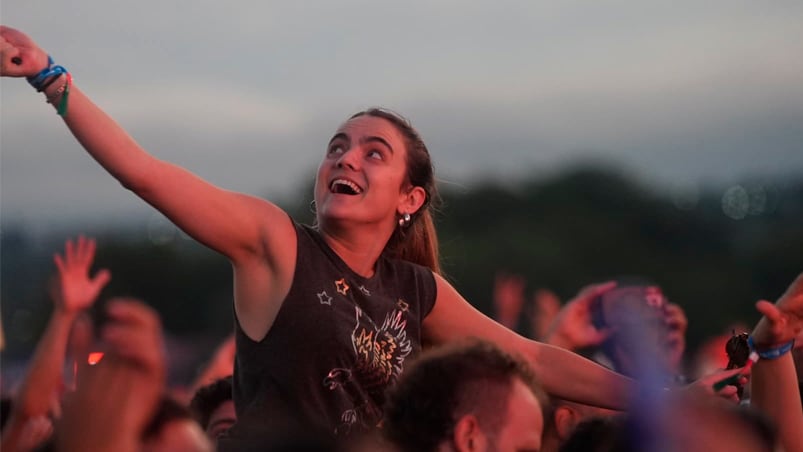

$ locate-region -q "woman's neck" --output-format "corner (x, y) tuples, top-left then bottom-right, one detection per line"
(319, 221), (394, 278)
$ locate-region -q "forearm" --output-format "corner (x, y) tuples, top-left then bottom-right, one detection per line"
(750, 353), (803, 452)
(14, 309), (76, 419)
(528, 340), (634, 410)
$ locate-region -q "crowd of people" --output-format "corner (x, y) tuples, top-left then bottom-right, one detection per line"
(1, 25), (802, 451)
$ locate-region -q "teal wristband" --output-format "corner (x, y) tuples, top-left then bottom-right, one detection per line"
(747, 336), (795, 360)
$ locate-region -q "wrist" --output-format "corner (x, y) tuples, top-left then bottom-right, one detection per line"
(747, 335), (795, 360)
(52, 307), (80, 320)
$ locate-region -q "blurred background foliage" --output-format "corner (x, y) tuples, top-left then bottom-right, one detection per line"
(2, 164), (801, 380)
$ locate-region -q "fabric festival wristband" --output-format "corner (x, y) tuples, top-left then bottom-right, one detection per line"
(26, 56), (69, 91)
(747, 336), (795, 360)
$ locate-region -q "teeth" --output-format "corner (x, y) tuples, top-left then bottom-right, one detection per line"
(331, 179), (362, 194)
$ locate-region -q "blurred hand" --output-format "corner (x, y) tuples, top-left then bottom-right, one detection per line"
(493, 272), (526, 329)
(52, 236), (111, 315)
(530, 288), (561, 340)
(752, 272), (803, 346)
(0, 26), (49, 77)
(59, 299), (166, 452)
(544, 281), (617, 351)
(684, 366), (750, 404)
(663, 303), (688, 371)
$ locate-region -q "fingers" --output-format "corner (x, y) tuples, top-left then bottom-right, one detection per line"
(755, 300), (783, 324)
(90, 268), (112, 292)
(55, 236), (100, 273)
(576, 280), (617, 305)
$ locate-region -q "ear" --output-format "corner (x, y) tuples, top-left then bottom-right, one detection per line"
(398, 185), (427, 217)
(554, 406), (577, 441)
(452, 414), (487, 452)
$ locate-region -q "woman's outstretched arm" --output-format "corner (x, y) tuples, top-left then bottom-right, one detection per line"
(1, 26), (297, 340)
(0, 26), (294, 265)
(423, 275), (635, 410)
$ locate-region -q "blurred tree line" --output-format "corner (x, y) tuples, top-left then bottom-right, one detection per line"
(2, 165), (801, 362)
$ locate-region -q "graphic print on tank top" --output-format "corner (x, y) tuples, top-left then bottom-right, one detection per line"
(321, 275), (413, 435)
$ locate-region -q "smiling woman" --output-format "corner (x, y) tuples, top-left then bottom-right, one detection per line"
(2, 24), (654, 448)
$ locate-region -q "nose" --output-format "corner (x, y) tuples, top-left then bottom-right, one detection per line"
(336, 147), (360, 171)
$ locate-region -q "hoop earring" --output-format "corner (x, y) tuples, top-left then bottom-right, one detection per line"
(398, 212), (412, 228)
(309, 200), (317, 214)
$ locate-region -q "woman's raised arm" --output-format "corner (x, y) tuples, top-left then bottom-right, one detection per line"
(0, 26), (294, 265)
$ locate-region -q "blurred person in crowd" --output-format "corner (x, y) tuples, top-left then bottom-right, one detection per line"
(559, 397), (777, 452)
(539, 398), (615, 452)
(0, 27), (756, 447)
(54, 298), (212, 452)
(1, 237), (110, 452)
(383, 340), (547, 452)
(142, 397), (213, 452)
(190, 376), (236, 441)
(492, 272), (561, 339)
(544, 279), (689, 386)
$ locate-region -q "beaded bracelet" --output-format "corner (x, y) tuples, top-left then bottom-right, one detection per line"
(747, 336), (795, 360)
(44, 73), (73, 117)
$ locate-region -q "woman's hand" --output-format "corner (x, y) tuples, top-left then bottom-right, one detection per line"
(0, 25), (49, 77)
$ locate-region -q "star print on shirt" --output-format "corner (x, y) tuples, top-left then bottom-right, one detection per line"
(317, 291), (333, 306)
(335, 278), (350, 296)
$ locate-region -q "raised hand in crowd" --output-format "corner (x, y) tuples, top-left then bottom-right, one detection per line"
(51, 236), (111, 314)
(530, 288), (562, 340)
(542, 282), (617, 351)
(57, 298), (169, 452)
(0, 237), (110, 452)
(492, 272), (527, 330)
(749, 272), (803, 452)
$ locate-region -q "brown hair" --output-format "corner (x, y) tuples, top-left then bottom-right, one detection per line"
(350, 108), (441, 275)
(383, 340), (547, 451)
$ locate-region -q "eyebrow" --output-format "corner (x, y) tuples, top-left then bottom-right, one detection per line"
(363, 136), (394, 154)
(328, 133), (348, 146)
(327, 133), (394, 154)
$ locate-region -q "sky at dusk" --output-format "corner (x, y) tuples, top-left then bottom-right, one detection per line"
(2, 1), (802, 230)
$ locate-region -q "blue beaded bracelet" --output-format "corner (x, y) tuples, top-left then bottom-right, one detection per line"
(747, 336), (795, 360)
(26, 56), (69, 92)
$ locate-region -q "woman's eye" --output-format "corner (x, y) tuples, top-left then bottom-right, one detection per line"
(367, 150), (383, 160)
(328, 145), (344, 155)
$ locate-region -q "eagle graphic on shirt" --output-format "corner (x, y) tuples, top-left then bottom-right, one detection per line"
(323, 306), (412, 435)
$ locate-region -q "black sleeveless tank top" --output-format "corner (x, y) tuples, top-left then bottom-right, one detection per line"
(221, 222), (437, 447)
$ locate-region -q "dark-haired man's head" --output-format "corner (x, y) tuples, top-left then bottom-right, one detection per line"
(141, 396), (211, 452)
(383, 340), (546, 452)
(189, 375), (236, 440)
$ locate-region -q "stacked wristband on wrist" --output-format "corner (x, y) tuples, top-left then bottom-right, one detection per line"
(747, 335), (795, 360)
(26, 55), (72, 117)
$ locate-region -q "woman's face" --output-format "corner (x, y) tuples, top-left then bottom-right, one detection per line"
(314, 115), (419, 230)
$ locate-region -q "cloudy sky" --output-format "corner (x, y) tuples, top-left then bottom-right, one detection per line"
(2, 0), (802, 230)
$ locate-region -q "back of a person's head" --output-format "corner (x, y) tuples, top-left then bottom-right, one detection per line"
(382, 340), (545, 452)
(189, 375), (233, 430)
(559, 416), (633, 452)
(141, 396), (212, 452)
